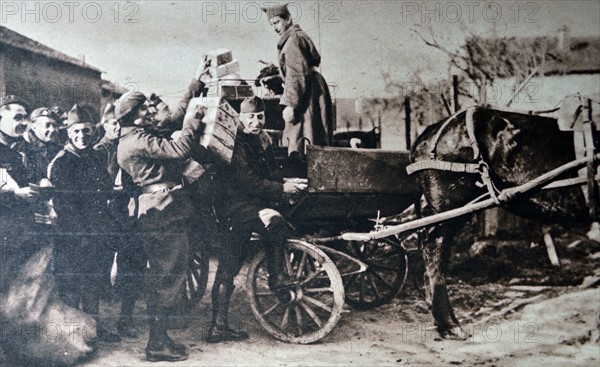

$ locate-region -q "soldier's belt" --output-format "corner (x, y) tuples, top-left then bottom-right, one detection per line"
(141, 181), (182, 194)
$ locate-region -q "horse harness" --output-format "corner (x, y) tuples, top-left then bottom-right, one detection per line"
(406, 106), (504, 204)
(406, 101), (599, 209)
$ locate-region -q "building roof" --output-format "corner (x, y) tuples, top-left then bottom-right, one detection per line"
(0, 26), (101, 73)
(544, 36), (600, 75)
(101, 79), (128, 96)
(467, 35), (600, 78)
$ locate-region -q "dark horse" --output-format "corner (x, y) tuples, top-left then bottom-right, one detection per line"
(410, 103), (597, 339)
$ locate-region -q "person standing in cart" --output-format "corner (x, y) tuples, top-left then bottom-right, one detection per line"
(262, 3), (334, 161)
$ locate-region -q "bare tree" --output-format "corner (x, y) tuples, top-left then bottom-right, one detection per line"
(411, 25), (555, 104)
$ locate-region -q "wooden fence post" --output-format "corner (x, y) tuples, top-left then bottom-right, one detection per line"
(452, 74), (460, 112)
(404, 96), (411, 150)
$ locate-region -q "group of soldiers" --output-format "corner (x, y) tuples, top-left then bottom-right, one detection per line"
(0, 3), (333, 363)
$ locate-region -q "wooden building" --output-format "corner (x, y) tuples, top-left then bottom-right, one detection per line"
(0, 26), (102, 121)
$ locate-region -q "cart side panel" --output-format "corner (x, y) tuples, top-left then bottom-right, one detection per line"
(307, 146), (420, 195)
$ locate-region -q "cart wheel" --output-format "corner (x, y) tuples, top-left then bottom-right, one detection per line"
(184, 250), (210, 307)
(342, 236), (408, 310)
(246, 239), (345, 344)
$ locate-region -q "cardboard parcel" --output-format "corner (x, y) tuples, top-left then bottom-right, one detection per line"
(181, 96), (239, 181)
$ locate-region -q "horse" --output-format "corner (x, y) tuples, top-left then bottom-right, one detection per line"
(409, 97), (598, 339)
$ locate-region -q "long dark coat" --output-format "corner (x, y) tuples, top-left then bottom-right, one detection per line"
(277, 24), (334, 154)
(116, 117), (209, 309)
(48, 143), (116, 305)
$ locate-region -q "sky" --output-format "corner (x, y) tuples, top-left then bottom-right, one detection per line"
(2, 0), (599, 105)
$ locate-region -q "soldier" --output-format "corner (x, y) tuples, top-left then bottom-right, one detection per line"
(50, 106), (69, 145)
(12, 107), (63, 268)
(0, 95), (37, 291)
(262, 3), (334, 160)
(147, 60), (211, 132)
(48, 104), (121, 343)
(209, 95), (307, 343)
(17, 107), (62, 184)
(94, 104), (143, 338)
(115, 91), (212, 362)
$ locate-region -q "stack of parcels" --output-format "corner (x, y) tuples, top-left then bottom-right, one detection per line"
(207, 48), (240, 78)
(182, 96), (239, 181)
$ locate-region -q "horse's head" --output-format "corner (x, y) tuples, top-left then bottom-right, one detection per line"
(255, 64), (284, 95)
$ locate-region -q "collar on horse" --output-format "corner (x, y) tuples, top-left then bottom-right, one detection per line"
(406, 106), (503, 203)
(407, 97), (599, 211)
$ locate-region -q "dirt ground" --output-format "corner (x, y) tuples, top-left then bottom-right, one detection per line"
(2, 228), (599, 367)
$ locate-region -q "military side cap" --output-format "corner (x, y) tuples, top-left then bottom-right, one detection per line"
(115, 91), (147, 121)
(261, 3), (289, 19)
(50, 106), (67, 120)
(148, 93), (164, 108)
(67, 104), (94, 127)
(101, 103), (116, 123)
(240, 95), (266, 113)
(31, 107), (60, 123)
(0, 95), (29, 110)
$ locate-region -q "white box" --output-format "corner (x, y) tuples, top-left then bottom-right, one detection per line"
(209, 60), (240, 78)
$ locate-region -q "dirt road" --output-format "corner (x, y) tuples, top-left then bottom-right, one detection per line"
(2, 233), (598, 367)
(81, 254), (599, 366)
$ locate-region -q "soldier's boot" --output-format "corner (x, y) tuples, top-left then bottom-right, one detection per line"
(146, 306), (188, 362)
(117, 297), (138, 338)
(265, 217), (298, 292)
(168, 303), (189, 330)
(82, 296), (121, 344)
(207, 262), (249, 343)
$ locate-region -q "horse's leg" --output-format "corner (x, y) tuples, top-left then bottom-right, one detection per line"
(421, 224), (467, 340)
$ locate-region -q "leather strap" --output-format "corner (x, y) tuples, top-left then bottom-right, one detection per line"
(406, 160), (480, 175)
(142, 181), (181, 194)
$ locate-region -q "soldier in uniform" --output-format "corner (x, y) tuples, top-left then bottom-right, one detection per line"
(48, 104), (121, 343)
(94, 104), (142, 338)
(13, 107), (63, 270)
(17, 107), (62, 185)
(262, 3), (334, 160)
(115, 91), (212, 362)
(147, 59), (211, 132)
(209, 95), (307, 343)
(0, 95), (37, 293)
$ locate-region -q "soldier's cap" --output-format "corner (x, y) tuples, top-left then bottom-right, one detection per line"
(261, 3), (290, 19)
(115, 91), (147, 122)
(67, 104), (94, 128)
(240, 95), (265, 114)
(30, 107), (61, 123)
(148, 93), (165, 108)
(0, 95), (29, 111)
(101, 103), (116, 123)
(50, 106), (68, 120)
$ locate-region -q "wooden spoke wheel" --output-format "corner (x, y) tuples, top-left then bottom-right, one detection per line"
(342, 236), (408, 310)
(184, 250), (210, 308)
(246, 239), (345, 344)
